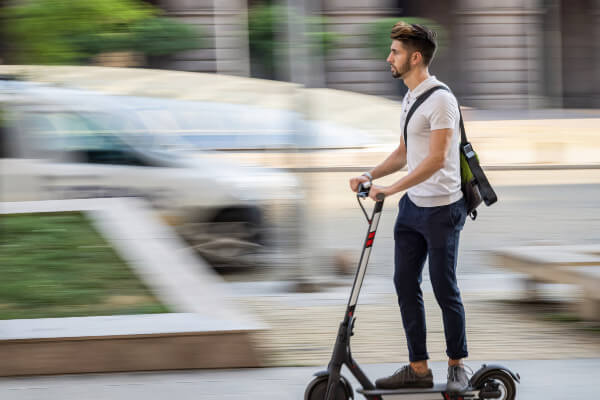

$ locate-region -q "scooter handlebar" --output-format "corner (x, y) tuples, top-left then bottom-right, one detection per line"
(357, 181), (371, 198)
(357, 181), (385, 201)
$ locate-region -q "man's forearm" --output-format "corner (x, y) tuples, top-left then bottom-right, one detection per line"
(387, 154), (443, 194)
(368, 145), (407, 180)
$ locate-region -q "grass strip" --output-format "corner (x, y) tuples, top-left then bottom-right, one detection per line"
(0, 212), (170, 319)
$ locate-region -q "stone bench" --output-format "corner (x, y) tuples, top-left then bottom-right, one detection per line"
(494, 245), (600, 321)
(0, 313), (261, 376)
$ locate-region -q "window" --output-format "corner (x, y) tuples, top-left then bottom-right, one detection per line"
(20, 111), (151, 166)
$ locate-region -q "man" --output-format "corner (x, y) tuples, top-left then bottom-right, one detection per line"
(349, 21), (469, 392)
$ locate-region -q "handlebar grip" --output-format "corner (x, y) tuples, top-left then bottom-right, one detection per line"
(357, 181), (385, 201)
(357, 181), (371, 198)
(358, 181), (371, 191)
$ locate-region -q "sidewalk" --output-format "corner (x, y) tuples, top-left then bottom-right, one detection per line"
(230, 277), (600, 367)
(0, 359), (598, 399)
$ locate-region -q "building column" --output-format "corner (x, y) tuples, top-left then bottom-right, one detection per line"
(159, 0), (250, 77)
(593, 0), (600, 107)
(456, 0), (547, 109)
(322, 0), (399, 97)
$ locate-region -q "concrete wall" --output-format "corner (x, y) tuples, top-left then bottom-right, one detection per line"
(595, 0), (600, 108)
(321, 1), (399, 96)
(560, 0), (600, 108)
(456, 0), (547, 109)
(159, 0), (250, 77)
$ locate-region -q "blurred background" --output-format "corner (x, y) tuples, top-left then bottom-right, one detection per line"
(2, 0), (599, 107)
(0, 0), (599, 398)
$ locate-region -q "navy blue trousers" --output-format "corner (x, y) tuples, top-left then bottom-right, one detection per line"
(393, 194), (468, 362)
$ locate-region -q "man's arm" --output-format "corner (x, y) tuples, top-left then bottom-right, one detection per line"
(368, 128), (452, 199)
(368, 140), (407, 180)
(349, 141), (407, 192)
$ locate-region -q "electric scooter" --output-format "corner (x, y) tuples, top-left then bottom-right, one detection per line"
(304, 182), (520, 400)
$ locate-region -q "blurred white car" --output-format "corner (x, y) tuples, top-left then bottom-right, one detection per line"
(0, 79), (302, 267)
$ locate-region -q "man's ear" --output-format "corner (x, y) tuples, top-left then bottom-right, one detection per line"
(411, 51), (422, 66)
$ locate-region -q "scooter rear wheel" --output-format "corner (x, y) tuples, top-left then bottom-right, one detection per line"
(475, 370), (516, 400)
(305, 376), (351, 400)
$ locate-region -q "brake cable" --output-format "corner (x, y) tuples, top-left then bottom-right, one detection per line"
(357, 195), (371, 224)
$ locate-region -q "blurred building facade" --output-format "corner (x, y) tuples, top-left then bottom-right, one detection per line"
(151, 0), (251, 76)
(151, 0), (600, 109)
(0, 0), (594, 109)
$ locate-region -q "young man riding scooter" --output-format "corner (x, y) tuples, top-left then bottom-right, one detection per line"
(349, 21), (469, 392)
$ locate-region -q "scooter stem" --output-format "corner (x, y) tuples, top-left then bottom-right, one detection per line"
(347, 197), (384, 316)
(324, 194), (384, 400)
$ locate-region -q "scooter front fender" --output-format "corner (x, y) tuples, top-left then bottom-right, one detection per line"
(470, 364), (520, 385)
(309, 371), (354, 400)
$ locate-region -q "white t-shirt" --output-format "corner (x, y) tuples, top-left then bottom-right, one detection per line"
(400, 76), (463, 207)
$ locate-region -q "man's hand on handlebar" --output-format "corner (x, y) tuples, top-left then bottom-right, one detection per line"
(349, 175), (370, 193)
(368, 184), (389, 202)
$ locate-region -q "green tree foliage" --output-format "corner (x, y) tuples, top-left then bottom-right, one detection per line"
(130, 17), (201, 56)
(365, 17), (447, 60)
(248, 3), (340, 78)
(248, 4), (284, 77)
(2, 0), (202, 65)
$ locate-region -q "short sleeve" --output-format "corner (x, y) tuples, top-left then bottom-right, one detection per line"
(428, 91), (458, 131)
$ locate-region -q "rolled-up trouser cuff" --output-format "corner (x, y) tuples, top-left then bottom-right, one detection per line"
(409, 352), (430, 363)
(446, 350), (468, 360)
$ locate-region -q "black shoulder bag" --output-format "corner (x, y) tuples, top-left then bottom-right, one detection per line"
(403, 85), (497, 220)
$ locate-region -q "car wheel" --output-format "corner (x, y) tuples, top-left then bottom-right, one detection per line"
(180, 207), (265, 268)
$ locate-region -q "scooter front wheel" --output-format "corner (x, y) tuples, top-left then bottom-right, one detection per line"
(475, 370), (516, 400)
(304, 375), (352, 400)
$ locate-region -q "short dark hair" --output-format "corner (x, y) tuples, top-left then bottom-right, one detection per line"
(390, 21), (437, 66)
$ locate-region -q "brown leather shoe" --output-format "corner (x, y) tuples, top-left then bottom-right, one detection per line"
(375, 365), (434, 389)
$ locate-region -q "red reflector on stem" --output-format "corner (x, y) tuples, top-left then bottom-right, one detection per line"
(368, 232), (375, 239)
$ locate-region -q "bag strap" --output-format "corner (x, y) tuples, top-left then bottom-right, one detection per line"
(403, 85), (470, 147)
(402, 85), (497, 206)
(404, 85), (451, 146)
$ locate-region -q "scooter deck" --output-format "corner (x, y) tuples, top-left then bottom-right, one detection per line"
(358, 384), (477, 399)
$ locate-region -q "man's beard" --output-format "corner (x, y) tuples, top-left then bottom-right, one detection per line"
(391, 59), (411, 79)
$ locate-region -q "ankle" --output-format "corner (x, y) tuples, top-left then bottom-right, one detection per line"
(410, 361), (429, 374)
(448, 359), (463, 367)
